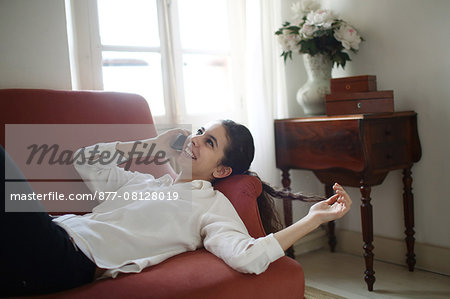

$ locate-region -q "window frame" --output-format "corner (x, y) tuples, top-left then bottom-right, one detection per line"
(71, 0), (246, 127)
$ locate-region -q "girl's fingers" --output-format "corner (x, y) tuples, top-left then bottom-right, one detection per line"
(333, 184), (348, 195)
(333, 183), (345, 192)
(326, 194), (339, 204)
(336, 191), (347, 200)
(332, 183), (352, 206)
(181, 129), (191, 136)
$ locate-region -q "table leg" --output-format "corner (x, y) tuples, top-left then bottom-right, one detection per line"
(325, 184), (336, 252)
(281, 169), (295, 258)
(360, 182), (375, 291)
(403, 167), (416, 271)
(283, 198), (294, 258)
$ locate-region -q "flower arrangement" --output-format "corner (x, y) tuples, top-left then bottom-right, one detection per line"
(275, 0), (363, 68)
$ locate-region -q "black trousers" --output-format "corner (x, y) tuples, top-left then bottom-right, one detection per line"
(0, 146), (96, 296)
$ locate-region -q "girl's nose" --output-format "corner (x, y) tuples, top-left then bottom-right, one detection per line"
(191, 135), (199, 147)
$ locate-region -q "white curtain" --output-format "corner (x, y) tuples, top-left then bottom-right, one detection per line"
(244, 0), (288, 186)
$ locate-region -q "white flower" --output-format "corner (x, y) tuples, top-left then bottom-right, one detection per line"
(299, 24), (317, 38)
(275, 0), (364, 68)
(277, 31), (302, 52)
(291, 2), (306, 20)
(300, 0), (321, 13)
(293, 19), (306, 27)
(334, 24), (362, 50)
(306, 9), (335, 29)
(291, 0), (320, 20)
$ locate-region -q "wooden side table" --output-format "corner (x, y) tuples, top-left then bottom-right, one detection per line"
(274, 111), (421, 291)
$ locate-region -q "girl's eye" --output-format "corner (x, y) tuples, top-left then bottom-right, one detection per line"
(196, 127), (213, 147)
(196, 127), (205, 135)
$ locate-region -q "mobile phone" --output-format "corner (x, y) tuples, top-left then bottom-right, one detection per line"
(170, 134), (187, 151)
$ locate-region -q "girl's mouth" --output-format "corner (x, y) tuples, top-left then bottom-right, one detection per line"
(183, 143), (197, 160)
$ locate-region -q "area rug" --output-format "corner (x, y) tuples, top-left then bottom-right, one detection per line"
(304, 286), (347, 299)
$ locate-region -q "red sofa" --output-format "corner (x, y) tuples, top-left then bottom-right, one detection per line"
(1, 89), (304, 298)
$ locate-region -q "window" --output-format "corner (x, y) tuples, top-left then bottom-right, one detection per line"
(89, 0), (245, 125)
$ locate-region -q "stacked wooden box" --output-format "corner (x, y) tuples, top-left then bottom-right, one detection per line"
(325, 75), (394, 116)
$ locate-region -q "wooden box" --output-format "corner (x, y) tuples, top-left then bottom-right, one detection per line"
(325, 90), (394, 116)
(330, 75), (377, 93)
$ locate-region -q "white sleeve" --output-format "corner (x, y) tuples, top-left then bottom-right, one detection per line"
(200, 194), (285, 275)
(73, 142), (154, 193)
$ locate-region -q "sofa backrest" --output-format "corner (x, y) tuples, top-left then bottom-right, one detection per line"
(1, 89), (175, 213)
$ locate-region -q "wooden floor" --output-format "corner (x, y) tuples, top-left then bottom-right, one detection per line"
(297, 249), (450, 299)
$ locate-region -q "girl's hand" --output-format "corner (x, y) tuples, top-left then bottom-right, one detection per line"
(274, 183), (351, 251)
(116, 129), (191, 160)
(142, 128), (191, 158)
(307, 183), (352, 224)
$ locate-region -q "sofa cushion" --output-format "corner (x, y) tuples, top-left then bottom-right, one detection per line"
(30, 249), (304, 299)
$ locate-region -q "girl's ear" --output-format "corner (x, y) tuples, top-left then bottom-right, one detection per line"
(212, 165), (232, 179)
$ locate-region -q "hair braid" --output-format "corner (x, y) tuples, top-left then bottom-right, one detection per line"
(246, 171), (325, 203)
(244, 171), (325, 234)
(261, 181), (325, 203)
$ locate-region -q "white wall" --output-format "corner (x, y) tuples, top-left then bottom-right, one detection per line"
(282, 0), (450, 249)
(0, 0), (72, 89)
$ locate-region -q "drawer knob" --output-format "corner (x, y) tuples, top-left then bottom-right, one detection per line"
(357, 102), (362, 109)
(345, 84), (351, 90)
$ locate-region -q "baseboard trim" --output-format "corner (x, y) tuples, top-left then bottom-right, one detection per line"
(335, 229), (450, 276)
(293, 226), (328, 256)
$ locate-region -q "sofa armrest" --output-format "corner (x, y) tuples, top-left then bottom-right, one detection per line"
(213, 175), (266, 238)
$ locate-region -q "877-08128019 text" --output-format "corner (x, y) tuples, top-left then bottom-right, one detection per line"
(96, 191), (179, 201)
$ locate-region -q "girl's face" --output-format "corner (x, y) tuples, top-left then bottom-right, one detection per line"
(177, 122), (232, 182)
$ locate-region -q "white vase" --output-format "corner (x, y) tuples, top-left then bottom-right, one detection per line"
(296, 54), (332, 115)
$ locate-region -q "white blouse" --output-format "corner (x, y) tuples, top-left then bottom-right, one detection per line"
(53, 142), (284, 278)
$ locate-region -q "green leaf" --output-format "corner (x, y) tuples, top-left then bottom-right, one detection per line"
(341, 52), (350, 61)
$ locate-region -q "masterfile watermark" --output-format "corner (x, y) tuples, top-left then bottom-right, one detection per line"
(5, 123), (192, 180)
(25, 141), (169, 169)
(4, 123), (193, 212)
(9, 191), (96, 201)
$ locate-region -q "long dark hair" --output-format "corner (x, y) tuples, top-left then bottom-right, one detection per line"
(218, 120), (324, 234)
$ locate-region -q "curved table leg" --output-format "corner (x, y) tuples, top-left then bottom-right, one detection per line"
(281, 169), (295, 258)
(403, 167), (416, 271)
(325, 184), (336, 252)
(360, 182), (375, 291)
(283, 198), (294, 258)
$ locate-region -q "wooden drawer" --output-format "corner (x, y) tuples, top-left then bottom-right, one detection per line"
(275, 112), (421, 174)
(274, 119), (365, 172)
(326, 91), (394, 116)
(370, 143), (409, 169)
(326, 98), (394, 116)
(330, 75), (377, 93)
(368, 120), (408, 144)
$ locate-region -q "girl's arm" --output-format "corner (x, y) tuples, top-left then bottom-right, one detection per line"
(274, 183), (351, 251)
(74, 129), (189, 195)
(200, 194), (285, 275)
(200, 184), (350, 274)
(73, 142), (141, 193)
